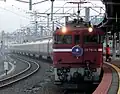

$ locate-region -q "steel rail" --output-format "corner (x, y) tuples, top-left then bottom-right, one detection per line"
(0, 55), (40, 88)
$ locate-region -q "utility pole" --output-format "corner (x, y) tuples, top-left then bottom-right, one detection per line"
(65, 16), (69, 25)
(50, 0), (55, 33)
(51, 0), (55, 21)
(47, 13), (50, 28)
(0, 31), (4, 57)
(16, 0), (48, 10)
(77, 2), (80, 20)
(29, 0), (32, 10)
(29, 11), (38, 36)
(34, 11), (37, 35)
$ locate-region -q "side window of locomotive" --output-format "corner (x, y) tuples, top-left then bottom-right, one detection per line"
(54, 35), (72, 44)
(74, 35), (80, 44)
(97, 35), (104, 44)
(100, 35), (104, 44)
(84, 35), (98, 43)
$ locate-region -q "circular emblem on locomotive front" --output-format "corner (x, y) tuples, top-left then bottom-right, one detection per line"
(72, 45), (83, 56)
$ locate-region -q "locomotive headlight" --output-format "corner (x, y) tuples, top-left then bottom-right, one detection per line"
(62, 27), (67, 33)
(88, 27), (93, 32)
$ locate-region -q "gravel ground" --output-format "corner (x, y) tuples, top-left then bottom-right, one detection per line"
(0, 55), (29, 80)
(0, 55), (62, 94)
(0, 54), (97, 94)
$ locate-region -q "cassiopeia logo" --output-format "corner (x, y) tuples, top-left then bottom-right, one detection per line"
(72, 45), (83, 56)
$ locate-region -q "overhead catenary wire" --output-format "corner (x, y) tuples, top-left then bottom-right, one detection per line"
(0, 6), (30, 19)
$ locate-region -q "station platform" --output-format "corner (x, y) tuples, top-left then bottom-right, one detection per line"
(94, 58), (120, 94)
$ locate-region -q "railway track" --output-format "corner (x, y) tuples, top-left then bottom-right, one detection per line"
(0, 55), (40, 88)
(16, 55), (99, 94)
(8, 54), (101, 94)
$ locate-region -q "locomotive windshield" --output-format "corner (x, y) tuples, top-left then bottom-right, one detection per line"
(54, 35), (72, 44)
(74, 35), (80, 44)
(84, 35), (103, 44)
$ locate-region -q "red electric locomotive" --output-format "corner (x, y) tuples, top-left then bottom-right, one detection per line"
(53, 19), (104, 85)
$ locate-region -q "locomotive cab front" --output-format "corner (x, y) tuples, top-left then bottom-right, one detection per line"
(53, 20), (104, 85)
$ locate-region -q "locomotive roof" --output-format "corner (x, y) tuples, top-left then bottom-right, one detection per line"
(55, 27), (104, 35)
(54, 18), (104, 34)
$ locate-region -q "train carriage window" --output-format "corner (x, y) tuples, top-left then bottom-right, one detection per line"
(54, 35), (72, 44)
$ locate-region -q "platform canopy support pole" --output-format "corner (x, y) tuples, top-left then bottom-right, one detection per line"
(105, 28), (108, 46)
(113, 33), (116, 60)
(113, 12), (118, 59)
(51, 0), (55, 21)
(106, 33), (108, 46)
(119, 32), (120, 56)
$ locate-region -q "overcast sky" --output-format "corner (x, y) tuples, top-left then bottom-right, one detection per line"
(0, 0), (105, 33)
